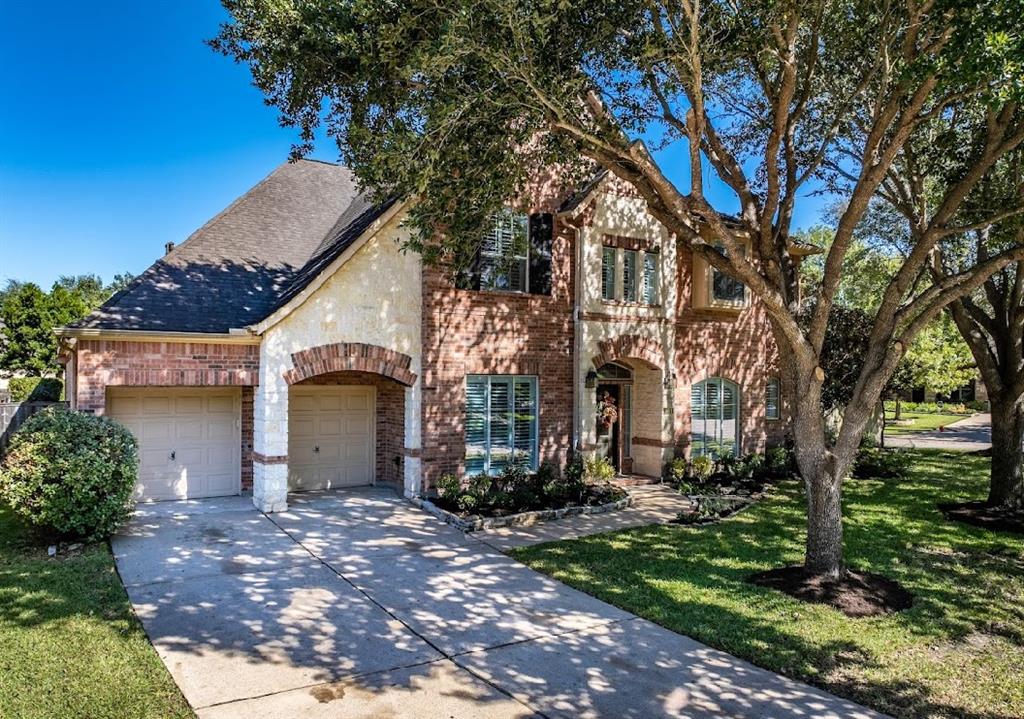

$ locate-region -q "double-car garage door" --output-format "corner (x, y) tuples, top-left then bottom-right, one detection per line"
(107, 388), (241, 502)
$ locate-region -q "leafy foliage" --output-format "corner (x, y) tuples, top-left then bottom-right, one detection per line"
(0, 407), (137, 539)
(7, 377), (63, 403)
(0, 274), (133, 375)
(851, 447), (912, 480)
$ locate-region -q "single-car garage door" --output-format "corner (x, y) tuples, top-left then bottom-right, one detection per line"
(107, 388), (241, 501)
(289, 386), (374, 491)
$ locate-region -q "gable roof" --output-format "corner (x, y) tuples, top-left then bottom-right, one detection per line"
(69, 159), (387, 334)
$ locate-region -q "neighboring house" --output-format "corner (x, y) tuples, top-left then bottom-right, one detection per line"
(56, 158), (797, 511)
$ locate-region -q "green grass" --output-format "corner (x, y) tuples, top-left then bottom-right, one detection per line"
(0, 507), (193, 719)
(512, 451), (1024, 719)
(885, 412), (966, 435)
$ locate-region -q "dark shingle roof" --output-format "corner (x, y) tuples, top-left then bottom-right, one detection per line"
(71, 159), (387, 334)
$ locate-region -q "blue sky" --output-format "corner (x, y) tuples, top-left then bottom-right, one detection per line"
(0, 2), (830, 290)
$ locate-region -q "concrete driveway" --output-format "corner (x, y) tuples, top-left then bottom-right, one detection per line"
(113, 488), (885, 718)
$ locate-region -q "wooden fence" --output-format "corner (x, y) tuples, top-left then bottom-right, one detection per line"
(0, 401), (67, 454)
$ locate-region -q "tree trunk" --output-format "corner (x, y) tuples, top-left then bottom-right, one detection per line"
(988, 397), (1024, 510)
(805, 470), (845, 575)
(790, 384), (847, 577)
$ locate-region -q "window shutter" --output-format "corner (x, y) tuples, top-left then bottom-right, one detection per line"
(488, 379), (512, 473)
(601, 247), (616, 300)
(766, 378), (780, 420)
(465, 378), (488, 474)
(623, 250), (637, 302)
(512, 378), (537, 467)
(643, 252), (658, 304)
(528, 213), (553, 296)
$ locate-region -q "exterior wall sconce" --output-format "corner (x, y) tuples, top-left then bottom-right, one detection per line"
(585, 370), (598, 388)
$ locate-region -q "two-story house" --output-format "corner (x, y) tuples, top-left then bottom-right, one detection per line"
(57, 158), (790, 512)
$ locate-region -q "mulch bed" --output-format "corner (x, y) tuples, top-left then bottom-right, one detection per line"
(748, 565), (913, 617)
(938, 501), (1024, 535)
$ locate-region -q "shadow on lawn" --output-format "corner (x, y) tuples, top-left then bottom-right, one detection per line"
(516, 451), (1024, 719)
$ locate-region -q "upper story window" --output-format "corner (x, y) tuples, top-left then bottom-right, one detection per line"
(480, 210), (528, 292)
(692, 242), (748, 311)
(711, 245), (746, 303)
(468, 210), (553, 296)
(601, 247), (616, 300)
(600, 244), (660, 306)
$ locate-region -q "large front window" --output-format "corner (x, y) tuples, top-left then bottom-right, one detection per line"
(465, 375), (539, 475)
(691, 377), (740, 458)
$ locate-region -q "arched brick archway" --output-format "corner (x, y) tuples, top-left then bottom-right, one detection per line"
(591, 334), (663, 371)
(284, 342), (417, 386)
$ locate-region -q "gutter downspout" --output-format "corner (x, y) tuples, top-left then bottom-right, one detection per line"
(566, 219), (584, 452)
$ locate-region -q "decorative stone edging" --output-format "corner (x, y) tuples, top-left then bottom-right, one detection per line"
(410, 494), (634, 532)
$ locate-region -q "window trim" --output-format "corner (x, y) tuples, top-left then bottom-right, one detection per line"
(464, 374), (539, 476)
(766, 377), (781, 421)
(709, 244), (746, 306)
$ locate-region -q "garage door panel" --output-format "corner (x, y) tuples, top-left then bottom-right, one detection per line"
(288, 386), (374, 491)
(109, 388), (241, 502)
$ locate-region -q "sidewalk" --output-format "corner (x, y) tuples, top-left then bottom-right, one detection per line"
(885, 412), (991, 452)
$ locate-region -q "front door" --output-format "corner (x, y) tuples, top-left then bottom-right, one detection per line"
(596, 383), (622, 472)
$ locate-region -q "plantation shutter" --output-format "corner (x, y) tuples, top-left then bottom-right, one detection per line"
(512, 377), (537, 467)
(488, 379), (513, 473)
(643, 251), (659, 304)
(465, 378), (488, 475)
(623, 250), (638, 302)
(691, 381), (706, 456)
(766, 378), (780, 420)
(601, 247), (616, 300)
(528, 213), (553, 296)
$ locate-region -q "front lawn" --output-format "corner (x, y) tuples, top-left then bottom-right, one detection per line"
(512, 451), (1024, 719)
(884, 412), (966, 434)
(0, 507), (193, 719)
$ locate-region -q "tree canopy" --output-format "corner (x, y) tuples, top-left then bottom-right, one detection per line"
(0, 274), (132, 375)
(215, 0), (1024, 574)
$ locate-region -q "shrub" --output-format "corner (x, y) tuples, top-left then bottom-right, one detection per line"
(583, 454), (615, 483)
(435, 473), (461, 503)
(545, 458), (586, 504)
(8, 377), (63, 403)
(852, 447), (912, 479)
(763, 446), (792, 479)
(666, 457), (688, 483)
(0, 407), (137, 538)
(689, 455), (714, 482)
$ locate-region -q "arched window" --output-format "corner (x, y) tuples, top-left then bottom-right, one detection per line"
(691, 378), (740, 457)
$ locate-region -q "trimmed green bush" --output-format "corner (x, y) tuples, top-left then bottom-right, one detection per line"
(0, 407), (137, 538)
(8, 377), (63, 403)
(690, 455), (714, 482)
(851, 447), (912, 480)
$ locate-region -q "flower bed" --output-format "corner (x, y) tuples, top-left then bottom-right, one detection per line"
(420, 455), (630, 531)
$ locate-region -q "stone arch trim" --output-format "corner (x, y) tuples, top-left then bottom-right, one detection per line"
(284, 342), (417, 387)
(591, 334), (664, 371)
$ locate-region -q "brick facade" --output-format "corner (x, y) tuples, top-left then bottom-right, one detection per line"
(295, 371), (407, 488)
(418, 218), (577, 491)
(74, 339), (259, 414)
(285, 342), (417, 387)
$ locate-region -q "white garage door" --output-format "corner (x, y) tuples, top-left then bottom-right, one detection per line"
(107, 388), (241, 501)
(289, 386), (375, 491)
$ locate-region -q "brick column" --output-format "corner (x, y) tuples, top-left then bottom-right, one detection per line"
(252, 355), (289, 513)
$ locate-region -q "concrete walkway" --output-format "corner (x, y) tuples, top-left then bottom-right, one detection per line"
(885, 412), (991, 452)
(476, 484), (691, 551)
(113, 488), (885, 718)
